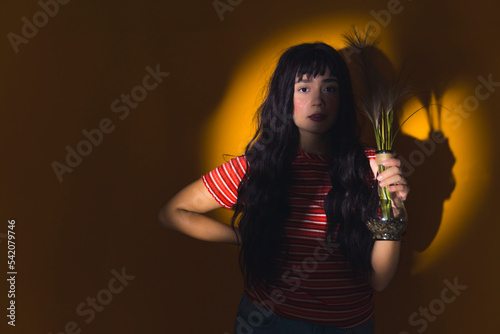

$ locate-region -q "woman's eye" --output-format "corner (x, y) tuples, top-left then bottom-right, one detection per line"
(325, 86), (338, 92)
(298, 87), (309, 92)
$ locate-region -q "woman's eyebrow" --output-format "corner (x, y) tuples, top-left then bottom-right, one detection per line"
(323, 77), (338, 83)
(295, 77), (311, 83)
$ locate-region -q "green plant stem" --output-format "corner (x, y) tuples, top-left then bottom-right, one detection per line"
(378, 164), (391, 221)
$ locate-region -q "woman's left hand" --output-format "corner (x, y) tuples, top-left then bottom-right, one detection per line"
(370, 158), (409, 201)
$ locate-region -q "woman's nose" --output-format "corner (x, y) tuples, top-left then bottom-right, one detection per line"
(311, 91), (325, 106)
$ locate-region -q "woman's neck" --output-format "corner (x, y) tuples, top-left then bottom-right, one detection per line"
(299, 132), (328, 155)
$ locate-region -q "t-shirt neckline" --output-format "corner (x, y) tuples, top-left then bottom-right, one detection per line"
(297, 148), (328, 162)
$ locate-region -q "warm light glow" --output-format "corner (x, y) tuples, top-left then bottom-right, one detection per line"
(202, 13), (396, 171)
(202, 14), (493, 274)
(401, 85), (493, 274)
(202, 14), (384, 224)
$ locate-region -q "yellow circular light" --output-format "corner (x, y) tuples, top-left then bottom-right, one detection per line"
(202, 15), (492, 274)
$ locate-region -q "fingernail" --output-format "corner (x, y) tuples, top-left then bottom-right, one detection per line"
(377, 175), (383, 180)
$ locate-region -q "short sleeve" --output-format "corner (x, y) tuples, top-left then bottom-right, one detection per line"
(201, 156), (247, 209)
(364, 147), (376, 160)
(364, 147), (377, 183)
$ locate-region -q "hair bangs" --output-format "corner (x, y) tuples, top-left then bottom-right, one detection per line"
(295, 50), (338, 80)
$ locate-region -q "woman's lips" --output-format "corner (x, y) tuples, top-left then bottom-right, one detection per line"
(308, 114), (326, 121)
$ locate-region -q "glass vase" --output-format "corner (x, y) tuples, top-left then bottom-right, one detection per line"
(366, 150), (407, 240)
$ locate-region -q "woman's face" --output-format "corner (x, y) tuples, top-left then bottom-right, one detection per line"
(292, 71), (340, 139)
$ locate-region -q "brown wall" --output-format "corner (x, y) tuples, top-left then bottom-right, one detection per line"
(1, 0), (499, 333)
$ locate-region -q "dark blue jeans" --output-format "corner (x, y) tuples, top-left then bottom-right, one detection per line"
(234, 293), (375, 334)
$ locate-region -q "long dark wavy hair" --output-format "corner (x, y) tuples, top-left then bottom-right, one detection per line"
(231, 42), (375, 287)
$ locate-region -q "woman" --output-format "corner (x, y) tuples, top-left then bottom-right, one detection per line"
(158, 42), (408, 333)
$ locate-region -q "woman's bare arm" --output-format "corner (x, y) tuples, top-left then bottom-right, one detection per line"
(369, 240), (401, 291)
(368, 157), (408, 291)
(157, 179), (240, 245)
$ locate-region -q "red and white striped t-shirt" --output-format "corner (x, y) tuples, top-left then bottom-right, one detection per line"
(202, 148), (376, 328)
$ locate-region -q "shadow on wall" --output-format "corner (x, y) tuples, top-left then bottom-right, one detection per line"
(341, 44), (456, 333)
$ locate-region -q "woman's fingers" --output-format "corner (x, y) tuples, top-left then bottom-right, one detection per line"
(377, 158), (409, 200)
(389, 184), (409, 201)
(378, 172), (405, 187)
